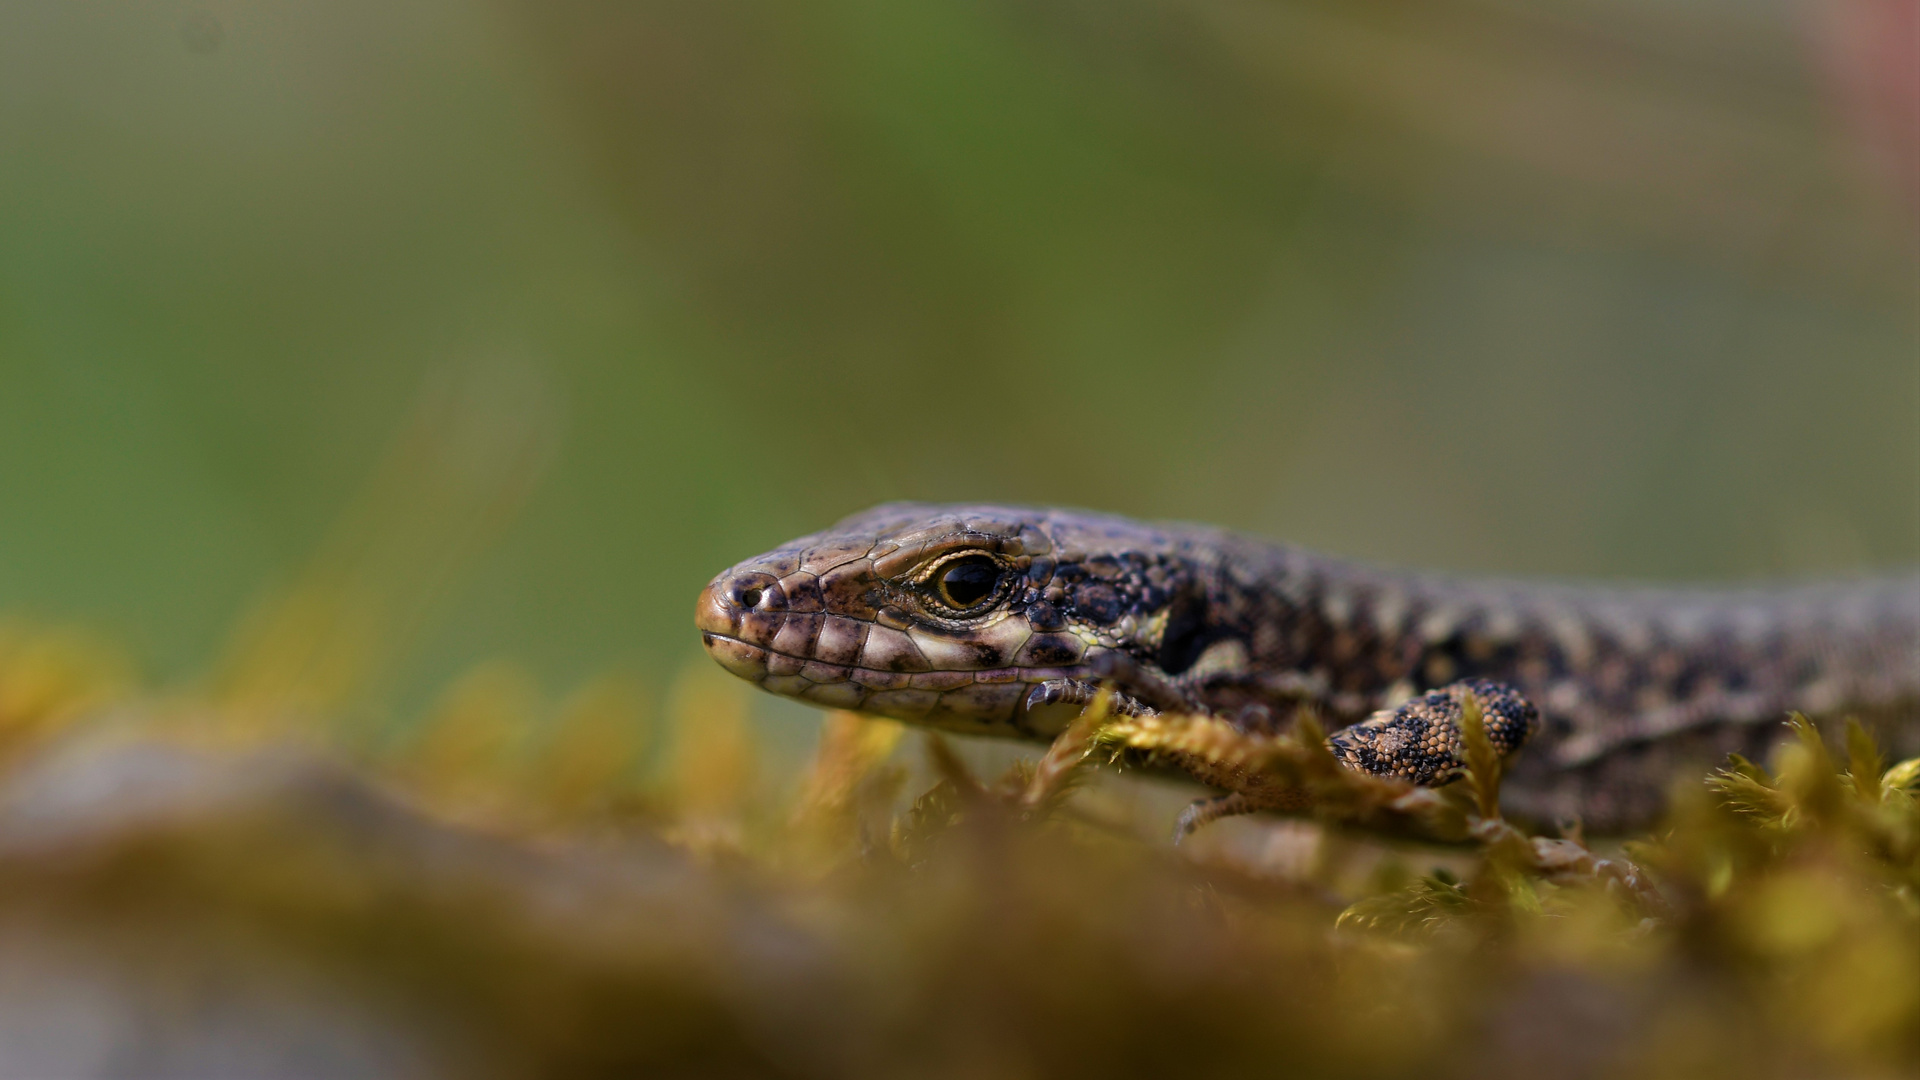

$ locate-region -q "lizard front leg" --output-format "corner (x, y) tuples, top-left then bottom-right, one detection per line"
(1017, 647), (1214, 734)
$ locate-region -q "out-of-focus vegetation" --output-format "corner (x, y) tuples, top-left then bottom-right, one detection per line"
(0, 0), (1913, 721)
(0, 620), (1913, 1077)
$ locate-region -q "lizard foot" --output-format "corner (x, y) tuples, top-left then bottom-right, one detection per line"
(1326, 679), (1539, 787)
(1084, 652), (1207, 714)
(1172, 792), (1257, 844)
(1020, 678), (1158, 738)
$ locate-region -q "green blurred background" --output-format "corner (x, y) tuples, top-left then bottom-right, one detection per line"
(2, 0), (1914, 720)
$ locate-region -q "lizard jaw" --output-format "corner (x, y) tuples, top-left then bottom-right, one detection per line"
(699, 628), (1112, 736)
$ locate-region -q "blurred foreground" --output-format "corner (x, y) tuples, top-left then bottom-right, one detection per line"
(0, 623), (1913, 1079)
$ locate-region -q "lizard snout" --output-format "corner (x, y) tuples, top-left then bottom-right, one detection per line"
(696, 569), (787, 680)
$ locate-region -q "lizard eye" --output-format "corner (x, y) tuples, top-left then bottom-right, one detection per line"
(933, 556), (1001, 610)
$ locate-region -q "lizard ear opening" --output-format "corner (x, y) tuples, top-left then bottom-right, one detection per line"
(1156, 593), (1216, 675)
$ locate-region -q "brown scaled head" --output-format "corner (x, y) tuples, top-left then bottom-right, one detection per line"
(696, 503), (1187, 737)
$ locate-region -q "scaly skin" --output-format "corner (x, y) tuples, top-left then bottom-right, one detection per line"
(696, 503), (1920, 831)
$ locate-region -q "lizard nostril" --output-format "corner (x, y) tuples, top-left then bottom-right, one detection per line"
(699, 571), (784, 638)
(724, 574), (780, 611)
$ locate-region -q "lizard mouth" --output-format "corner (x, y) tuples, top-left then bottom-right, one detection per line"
(699, 630), (1081, 685)
(697, 630), (1085, 730)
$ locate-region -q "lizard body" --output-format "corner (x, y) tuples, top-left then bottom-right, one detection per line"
(696, 503), (1919, 831)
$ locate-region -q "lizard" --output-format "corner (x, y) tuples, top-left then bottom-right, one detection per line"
(695, 503), (1920, 835)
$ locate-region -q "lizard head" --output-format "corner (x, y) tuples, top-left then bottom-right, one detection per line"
(695, 503), (1211, 737)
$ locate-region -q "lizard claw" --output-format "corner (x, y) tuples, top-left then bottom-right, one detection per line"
(1019, 678), (1157, 738)
(1172, 792), (1257, 844)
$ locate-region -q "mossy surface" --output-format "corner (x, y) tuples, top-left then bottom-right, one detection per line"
(0, 626), (1912, 1078)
